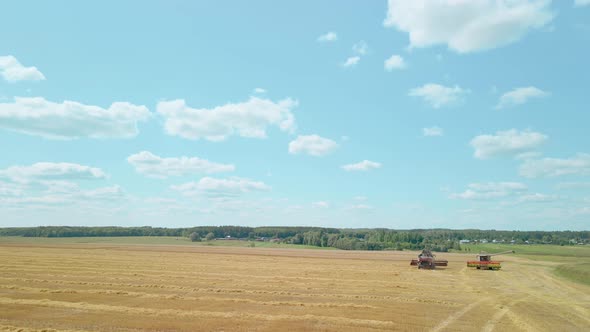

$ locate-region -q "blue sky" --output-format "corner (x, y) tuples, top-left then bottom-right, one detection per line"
(1, 1), (589, 230)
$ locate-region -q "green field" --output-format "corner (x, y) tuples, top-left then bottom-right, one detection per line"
(0, 236), (334, 250)
(459, 243), (590, 259)
(554, 263), (590, 287)
(459, 243), (590, 286)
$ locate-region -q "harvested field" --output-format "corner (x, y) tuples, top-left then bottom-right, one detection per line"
(0, 241), (589, 331)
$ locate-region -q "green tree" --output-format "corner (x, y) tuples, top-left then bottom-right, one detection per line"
(189, 232), (201, 242)
(205, 232), (215, 241)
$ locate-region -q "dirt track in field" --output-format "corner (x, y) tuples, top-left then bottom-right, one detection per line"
(0, 243), (588, 331)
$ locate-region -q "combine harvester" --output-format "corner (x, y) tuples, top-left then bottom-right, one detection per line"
(410, 249), (448, 269)
(467, 250), (515, 270)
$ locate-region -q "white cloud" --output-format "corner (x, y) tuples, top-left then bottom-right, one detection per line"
(341, 160), (382, 171)
(0, 178), (125, 207)
(519, 153), (590, 178)
(0, 180), (23, 196)
(0, 195), (70, 206)
(41, 180), (80, 194)
(450, 182), (527, 200)
(352, 41), (369, 55)
(496, 86), (549, 109)
(348, 204), (373, 210)
(515, 151), (542, 160)
(253, 88), (266, 94)
(127, 151), (235, 178)
(423, 126), (444, 137)
(157, 97), (297, 141)
(384, 54), (406, 71)
(575, 0), (590, 7)
(288, 135), (338, 156)
(171, 177), (270, 197)
(317, 32), (338, 42)
(555, 182), (590, 190)
(0, 55), (46, 82)
(384, 0), (554, 53)
(409, 83), (469, 108)
(0, 97), (150, 139)
(342, 56), (360, 67)
(0, 162), (107, 183)
(312, 201), (330, 208)
(518, 193), (557, 203)
(81, 185), (125, 201)
(470, 129), (547, 159)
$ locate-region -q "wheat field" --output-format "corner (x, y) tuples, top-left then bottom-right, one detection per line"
(0, 241), (589, 331)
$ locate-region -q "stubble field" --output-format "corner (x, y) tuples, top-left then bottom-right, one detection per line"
(0, 239), (589, 331)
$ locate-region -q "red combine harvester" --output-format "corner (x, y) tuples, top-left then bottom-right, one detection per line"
(410, 249), (448, 269)
(467, 250), (515, 270)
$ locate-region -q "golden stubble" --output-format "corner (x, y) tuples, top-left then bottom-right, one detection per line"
(0, 243), (588, 331)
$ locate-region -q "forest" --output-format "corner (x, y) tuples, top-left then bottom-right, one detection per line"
(1, 226), (587, 252)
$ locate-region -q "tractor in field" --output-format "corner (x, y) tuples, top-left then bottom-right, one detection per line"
(410, 249), (448, 269)
(467, 250), (515, 270)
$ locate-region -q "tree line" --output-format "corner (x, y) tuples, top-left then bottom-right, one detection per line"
(0, 226), (587, 251)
